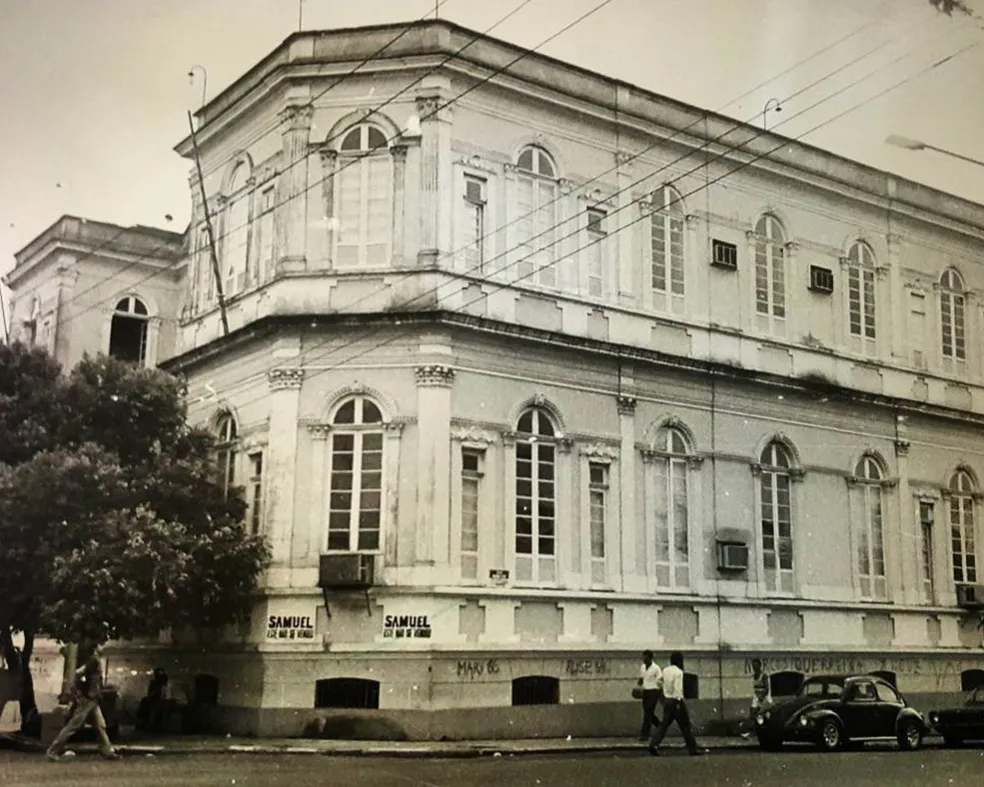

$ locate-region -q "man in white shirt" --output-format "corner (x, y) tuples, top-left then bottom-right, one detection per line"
(637, 650), (663, 741)
(648, 651), (704, 756)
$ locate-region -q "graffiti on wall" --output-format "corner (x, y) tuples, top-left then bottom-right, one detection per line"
(745, 656), (979, 690)
(564, 659), (610, 677)
(456, 660), (500, 679)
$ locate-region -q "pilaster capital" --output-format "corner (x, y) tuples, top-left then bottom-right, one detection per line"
(616, 395), (637, 416)
(557, 437), (574, 454)
(268, 367), (305, 391)
(415, 94), (450, 122)
(281, 103), (314, 131)
(784, 241), (800, 253)
(614, 151), (635, 168)
(894, 439), (911, 457)
(641, 448), (658, 465)
(390, 143), (409, 162)
(789, 467), (806, 482)
(886, 232), (904, 251)
(745, 229), (756, 241)
(685, 213), (700, 226)
(687, 455), (705, 470)
(558, 178), (576, 195)
(307, 423), (332, 440)
(415, 364), (455, 387)
(875, 265), (891, 280)
(318, 147), (338, 164)
(750, 463), (763, 477)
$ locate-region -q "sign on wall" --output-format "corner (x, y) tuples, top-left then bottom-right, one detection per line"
(266, 614), (315, 642)
(382, 614), (432, 639)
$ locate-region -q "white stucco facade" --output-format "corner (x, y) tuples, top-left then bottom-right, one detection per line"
(6, 21), (984, 738)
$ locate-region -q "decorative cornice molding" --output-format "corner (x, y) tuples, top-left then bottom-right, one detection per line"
(451, 426), (498, 446)
(268, 367), (305, 390)
(415, 364), (455, 387)
(581, 443), (619, 459)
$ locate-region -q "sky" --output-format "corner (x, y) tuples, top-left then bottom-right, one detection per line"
(2, 0), (984, 328)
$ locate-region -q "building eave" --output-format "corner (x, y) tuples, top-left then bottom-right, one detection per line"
(161, 310), (984, 429)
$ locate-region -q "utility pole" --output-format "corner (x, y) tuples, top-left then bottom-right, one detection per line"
(187, 111), (230, 336)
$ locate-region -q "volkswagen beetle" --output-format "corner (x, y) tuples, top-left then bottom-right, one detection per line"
(754, 674), (925, 752)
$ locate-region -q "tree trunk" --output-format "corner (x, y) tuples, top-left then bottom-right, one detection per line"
(0, 625), (40, 737)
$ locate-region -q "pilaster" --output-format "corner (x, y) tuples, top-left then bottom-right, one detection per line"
(265, 366), (304, 573)
(276, 104), (313, 274)
(614, 152), (635, 306)
(894, 427), (918, 605)
(887, 233), (904, 361)
(391, 144), (408, 267)
(318, 148), (338, 269)
(617, 395), (640, 592)
(414, 364), (455, 580)
(415, 93), (451, 267)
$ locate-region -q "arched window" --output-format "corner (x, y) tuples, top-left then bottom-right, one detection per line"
(940, 269), (966, 361)
(650, 185), (685, 302)
(223, 163), (251, 297)
(515, 407), (557, 584)
(760, 441), (794, 593)
(108, 296), (149, 365)
(754, 215), (786, 326)
(215, 414), (238, 497)
(650, 426), (691, 590)
(847, 241), (877, 344)
(335, 123), (392, 268)
(853, 456), (886, 600)
(949, 469), (977, 584)
(328, 396), (384, 552)
(513, 146), (559, 288)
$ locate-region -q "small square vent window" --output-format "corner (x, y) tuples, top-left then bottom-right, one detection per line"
(809, 265), (834, 294)
(711, 240), (738, 270)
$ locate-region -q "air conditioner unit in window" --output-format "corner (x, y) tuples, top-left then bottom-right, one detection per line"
(318, 554), (376, 589)
(955, 583), (984, 609)
(710, 239), (738, 270)
(717, 542), (750, 572)
(809, 265), (834, 294)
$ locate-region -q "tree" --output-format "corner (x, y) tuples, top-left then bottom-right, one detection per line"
(0, 347), (270, 734)
(929, 0), (972, 15)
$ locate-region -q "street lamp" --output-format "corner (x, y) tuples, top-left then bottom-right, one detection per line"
(188, 65), (208, 111)
(762, 98), (782, 130)
(885, 134), (984, 169)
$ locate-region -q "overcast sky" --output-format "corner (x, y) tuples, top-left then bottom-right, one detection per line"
(2, 0), (983, 318)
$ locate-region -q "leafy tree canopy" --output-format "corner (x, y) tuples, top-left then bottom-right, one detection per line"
(0, 343), (269, 729)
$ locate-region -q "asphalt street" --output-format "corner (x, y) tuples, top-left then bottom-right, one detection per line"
(2, 746), (984, 787)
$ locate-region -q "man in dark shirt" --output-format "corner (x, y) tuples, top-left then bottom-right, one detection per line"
(46, 653), (120, 762)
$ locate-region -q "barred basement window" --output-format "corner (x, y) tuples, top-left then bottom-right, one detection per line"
(511, 676), (559, 706)
(315, 678), (380, 709)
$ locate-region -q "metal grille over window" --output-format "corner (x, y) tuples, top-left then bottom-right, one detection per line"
(328, 396), (384, 552)
(760, 441), (793, 593)
(950, 469), (977, 584)
(515, 407), (557, 584)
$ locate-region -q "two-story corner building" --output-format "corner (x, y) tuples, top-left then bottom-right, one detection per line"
(8, 19), (984, 739)
(3, 215), (185, 371)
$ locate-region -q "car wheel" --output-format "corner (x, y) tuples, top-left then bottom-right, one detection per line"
(942, 733), (963, 748)
(897, 720), (922, 751)
(818, 719), (842, 751)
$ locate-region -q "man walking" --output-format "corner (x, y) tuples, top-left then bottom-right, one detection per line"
(46, 652), (120, 762)
(637, 650), (662, 741)
(648, 651), (704, 756)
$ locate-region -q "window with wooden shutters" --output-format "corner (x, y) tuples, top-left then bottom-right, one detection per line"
(588, 461), (608, 584)
(950, 469), (977, 584)
(853, 456), (886, 600)
(513, 146), (558, 288)
(585, 207), (606, 298)
(515, 407), (557, 584)
(462, 175), (486, 271)
(847, 242), (877, 343)
(215, 414), (238, 499)
(651, 185), (685, 304)
(327, 396), (385, 552)
(223, 163), (251, 297)
(650, 427), (691, 590)
(940, 268), (966, 361)
(753, 215), (786, 330)
(335, 124), (392, 268)
(760, 441), (794, 593)
(460, 448), (483, 580)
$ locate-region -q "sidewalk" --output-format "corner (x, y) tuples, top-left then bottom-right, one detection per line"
(3, 732), (758, 758)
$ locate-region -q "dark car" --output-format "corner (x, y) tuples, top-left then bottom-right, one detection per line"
(754, 674), (925, 752)
(928, 685), (984, 746)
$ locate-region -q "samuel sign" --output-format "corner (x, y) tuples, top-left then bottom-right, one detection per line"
(266, 614), (315, 641)
(382, 614), (432, 639)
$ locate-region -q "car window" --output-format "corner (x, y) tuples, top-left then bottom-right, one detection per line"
(802, 681), (842, 697)
(875, 682), (900, 703)
(848, 681), (877, 701)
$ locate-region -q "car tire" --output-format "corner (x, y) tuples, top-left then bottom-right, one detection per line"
(817, 719), (842, 751)
(897, 720), (922, 751)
